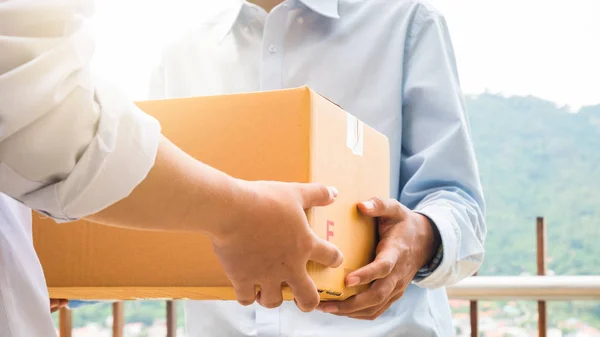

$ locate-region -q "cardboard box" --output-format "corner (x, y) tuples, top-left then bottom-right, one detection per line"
(33, 87), (390, 301)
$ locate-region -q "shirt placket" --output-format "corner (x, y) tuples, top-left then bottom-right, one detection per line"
(259, 3), (290, 91)
(255, 4), (289, 334)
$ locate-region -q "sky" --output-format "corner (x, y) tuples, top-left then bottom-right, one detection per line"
(91, 0), (600, 109)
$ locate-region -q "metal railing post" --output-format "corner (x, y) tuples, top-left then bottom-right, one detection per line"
(112, 302), (125, 337)
(59, 308), (72, 337)
(470, 272), (478, 337)
(537, 217), (547, 337)
(167, 300), (177, 337)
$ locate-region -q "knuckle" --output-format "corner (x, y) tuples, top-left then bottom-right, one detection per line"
(370, 197), (385, 209)
(366, 315), (379, 321)
(314, 183), (329, 200)
(300, 297), (319, 312)
(237, 299), (255, 306)
(392, 201), (404, 215)
(391, 244), (410, 260)
(365, 307), (380, 317)
(307, 297), (320, 310)
(358, 306), (375, 316)
(298, 235), (316, 253)
(298, 305), (311, 313)
(329, 248), (343, 265)
(379, 259), (395, 274)
(298, 304), (313, 313)
(374, 289), (388, 303)
(396, 242), (410, 255)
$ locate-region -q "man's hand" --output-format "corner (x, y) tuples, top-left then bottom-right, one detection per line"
(212, 181), (344, 312)
(50, 299), (68, 313)
(317, 198), (440, 320)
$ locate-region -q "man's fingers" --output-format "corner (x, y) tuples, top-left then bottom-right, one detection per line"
(50, 299), (68, 313)
(297, 183), (338, 209)
(345, 247), (397, 287)
(257, 283), (284, 309)
(309, 238), (343, 268)
(288, 274), (320, 312)
(232, 282), (257, 306)
(357, 198), (405, 219)
(321, 278), (395, 314)
(50, 300), (59, 313)
(50, 300), (68, 313)
(347, 291), (404, 320)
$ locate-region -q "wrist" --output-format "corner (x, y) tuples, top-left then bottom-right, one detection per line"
(186, 165), (246, 239)
(210, 177), (250, 240)
(410, 211), (441, 269)
(87, 136), (246, 236)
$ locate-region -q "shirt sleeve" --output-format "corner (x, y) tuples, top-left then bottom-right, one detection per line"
(399, 4), (487, 288)
(0, 0), (161, 222)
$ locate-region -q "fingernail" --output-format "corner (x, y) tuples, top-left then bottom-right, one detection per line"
(328, 187), (339, 199)
(362, 201), (374, 211)
(322, 304), (338, 313)
(347, 276), (361, 287)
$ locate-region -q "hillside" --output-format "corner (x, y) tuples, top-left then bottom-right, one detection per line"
(468, 94), (600, 277)
(468, 94), (600, 325)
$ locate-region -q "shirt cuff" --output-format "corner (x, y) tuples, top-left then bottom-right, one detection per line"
(22, 82), (161, 222)
(411, 201), (460, 289)
(414, 242), (443, 280)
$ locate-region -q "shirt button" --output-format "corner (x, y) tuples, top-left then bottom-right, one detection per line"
(297, 16), (304, 24)
(268, 44), (277, 53)
(243, 26), (250, 33)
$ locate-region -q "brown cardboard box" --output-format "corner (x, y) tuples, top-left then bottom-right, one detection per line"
(33, 87), (390, 301)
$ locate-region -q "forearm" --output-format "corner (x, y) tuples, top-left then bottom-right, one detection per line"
(86, 135), (239, 236)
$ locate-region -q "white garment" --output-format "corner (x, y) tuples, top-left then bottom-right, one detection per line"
(150, 0), (486, 336)
(0, 195), (56, 337)
(1, 1), (161, 335)
(0, 1), (160, 222)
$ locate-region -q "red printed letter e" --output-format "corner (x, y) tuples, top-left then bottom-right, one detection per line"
(326, 220), (334, 242)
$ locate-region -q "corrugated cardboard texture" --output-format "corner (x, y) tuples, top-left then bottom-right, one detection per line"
(33, 87), (390, 301)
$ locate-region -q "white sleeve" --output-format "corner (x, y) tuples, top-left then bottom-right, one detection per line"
(0, 0), (161, 222)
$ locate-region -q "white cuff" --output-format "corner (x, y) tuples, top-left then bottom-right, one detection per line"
(412, 201), (460, 289)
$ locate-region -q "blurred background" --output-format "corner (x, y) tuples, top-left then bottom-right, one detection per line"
(57, 0), (600, 336)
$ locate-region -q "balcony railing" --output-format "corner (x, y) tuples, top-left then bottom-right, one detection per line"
(57, 217), (600, 337)
(447, 275), (600, 301)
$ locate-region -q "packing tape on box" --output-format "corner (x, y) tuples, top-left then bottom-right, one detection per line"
(346, 113), (364, 156)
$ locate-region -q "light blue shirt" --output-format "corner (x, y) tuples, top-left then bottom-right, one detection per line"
(148, 0), (487, 336)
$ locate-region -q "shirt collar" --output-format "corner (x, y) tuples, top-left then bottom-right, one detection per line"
(209, 5), (245, 44)
(212, 0), (340, 43)
(299, 0), (340, 19)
